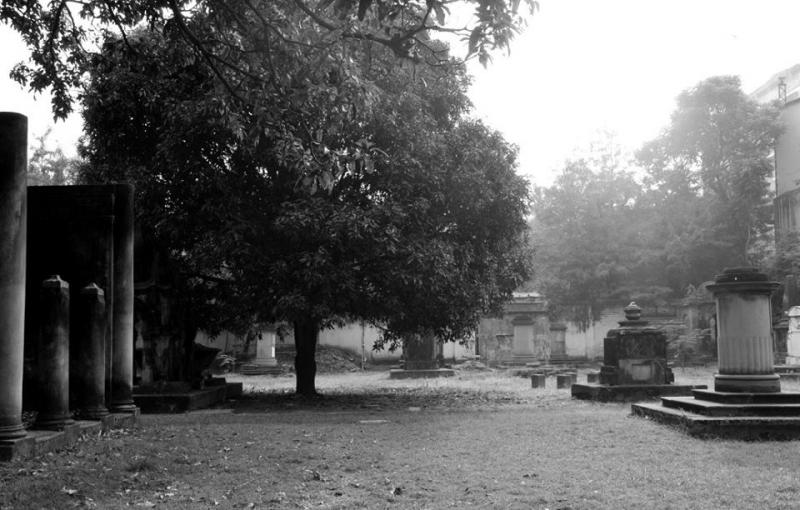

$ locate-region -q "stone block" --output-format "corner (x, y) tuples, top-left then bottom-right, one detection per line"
(556, 374), (573, 389)
(530, 374), (546, 388)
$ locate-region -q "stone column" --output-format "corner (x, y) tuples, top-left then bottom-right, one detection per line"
(708, 267), (780, 393)
(75, 284), (109, 419)
(111, 184), (136, 412)
(34, 276), (74, 430)
(0, 112), (27, 440)
(511, 315), (535, 357)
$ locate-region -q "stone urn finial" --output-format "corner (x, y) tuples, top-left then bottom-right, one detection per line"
(623, 302), (641, 321)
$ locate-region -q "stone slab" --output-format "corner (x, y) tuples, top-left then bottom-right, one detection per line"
(134, 385), (227, 413)
(661, 396), (800, 417)
(240, 364), (283, 376)
(632, 401), (800, 440)
(571, 383), (706, 402)
(0, 413), (137, 461)
(690, 389), (800, 404)
(388, 368), (455, 379)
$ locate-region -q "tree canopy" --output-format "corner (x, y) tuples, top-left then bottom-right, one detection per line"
(637, 75), (782, 288)
(76, 7), (532, 394)
(531, 76), (783, 322)
(2, 0), (537, 118)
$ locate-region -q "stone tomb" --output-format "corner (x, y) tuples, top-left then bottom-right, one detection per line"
(773, 306), (800, 381)
(389, 334), (455, 379)
(240, 328), (282, 375)
(633, 268), (800, 439)
(26, 184), (137, 414)
(571, 302), (704, 402)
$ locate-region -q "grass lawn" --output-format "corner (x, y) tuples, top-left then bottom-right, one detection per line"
(3, 366), (800, 509)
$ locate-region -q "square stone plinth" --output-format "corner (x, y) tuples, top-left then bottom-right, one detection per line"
(632, 389), (800, 440)
(0, 412), (138, 461)
(133, 380), (242, 413)
(571, 383), (705, 402)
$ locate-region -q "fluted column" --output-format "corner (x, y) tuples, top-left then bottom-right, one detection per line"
(0, 112), (27, 440)
(708, 267), (780, 393)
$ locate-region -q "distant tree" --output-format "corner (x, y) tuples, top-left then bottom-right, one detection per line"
(26, 128), (80, 185)
(637, 75), (782, 288)
(530, 138), (655, 323)
(79, 19), (531, 395)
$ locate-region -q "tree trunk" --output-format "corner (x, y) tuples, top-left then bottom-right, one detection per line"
(293, 317), (319, 396)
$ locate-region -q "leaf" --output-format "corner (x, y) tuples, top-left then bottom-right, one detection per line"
(433, 3), (447, 25)
(467, 27), (482, 56)
(357, 0), (372, 20)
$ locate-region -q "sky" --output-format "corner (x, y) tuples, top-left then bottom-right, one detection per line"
(3, 0), (800, 186)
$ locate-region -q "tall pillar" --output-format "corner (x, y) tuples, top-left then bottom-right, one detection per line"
(111, 184), (136, 412)
(75, 284), (109, 419)
(0, 112), (27, 440)
(708, 267), (780, 393)
(34, 275), (74, 430)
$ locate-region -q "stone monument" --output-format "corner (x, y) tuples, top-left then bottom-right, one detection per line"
(241, 328), (281, 375)
(389, 333), (455, 379)
(633, 268), (800, 439)
(571, 302), (704, 401)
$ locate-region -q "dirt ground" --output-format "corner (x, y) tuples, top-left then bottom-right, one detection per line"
(3, 366), (800, 509)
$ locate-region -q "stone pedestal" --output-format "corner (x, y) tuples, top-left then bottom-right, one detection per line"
(572, 302), (701, 402)
(389, 333), (454, 379)
(709, 268), (780, 393)
(111, 184), (136, 413)
(241, 329), (281, 375)
(75, 284), (109, 420)
(632, 268), (800, 440)
(34, 276), (74, 430)
(0, 112), (27, 440)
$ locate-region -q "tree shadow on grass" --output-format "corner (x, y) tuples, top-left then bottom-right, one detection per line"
(229, 388), (531, 413)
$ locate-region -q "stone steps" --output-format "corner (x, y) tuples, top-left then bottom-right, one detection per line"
(661, 395), (800, 417)
(632, 401), (800, 440)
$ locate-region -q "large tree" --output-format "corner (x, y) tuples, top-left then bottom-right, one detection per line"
(637, 75), (782, 289)
(529, 137), (664, 324)
(78, 10), (531, 394)
(2, 0), (537, 118)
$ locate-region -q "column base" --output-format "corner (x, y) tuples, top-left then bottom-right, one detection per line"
(79, 406), (110, 421)
(714, 373), (781, 393)
(0, 422), (27, 440)
(110, 402), (138, 413)
(33, 415), (75, 431)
